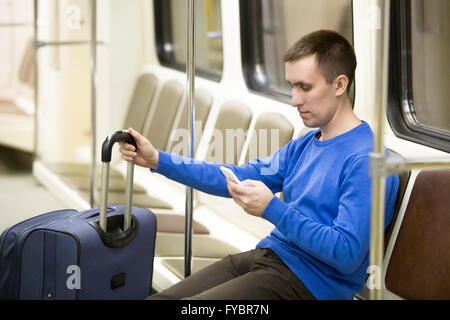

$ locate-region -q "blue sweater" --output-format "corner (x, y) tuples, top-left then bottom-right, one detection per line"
(152, 122), (399, 300)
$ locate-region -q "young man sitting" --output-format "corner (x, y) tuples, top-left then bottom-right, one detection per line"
(119, 30), (399, 300)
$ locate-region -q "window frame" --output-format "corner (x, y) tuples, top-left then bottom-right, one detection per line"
(387, 0), (450, 153)
(153, 0), (222, 82)
(239, 0), (355, 105)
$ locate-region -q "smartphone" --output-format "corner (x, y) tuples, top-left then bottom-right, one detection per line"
(220, 166), (241, 184)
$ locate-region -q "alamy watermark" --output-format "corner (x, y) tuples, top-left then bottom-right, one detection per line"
(366, 265), (383, 290)
(66, 265), (81, 290)
(168, 121), (281, 176)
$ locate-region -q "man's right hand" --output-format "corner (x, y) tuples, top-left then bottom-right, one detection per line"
(118, 127), (159, 170)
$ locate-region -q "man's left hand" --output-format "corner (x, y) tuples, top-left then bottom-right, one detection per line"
(226, 179), (275, 217)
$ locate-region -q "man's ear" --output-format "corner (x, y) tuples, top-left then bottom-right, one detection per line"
(334, 75), (349, 97)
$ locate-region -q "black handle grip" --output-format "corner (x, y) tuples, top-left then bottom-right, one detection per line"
(101, 130), (137, 162)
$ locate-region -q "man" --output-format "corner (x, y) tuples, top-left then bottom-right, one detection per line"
(119, 30), (399, 300)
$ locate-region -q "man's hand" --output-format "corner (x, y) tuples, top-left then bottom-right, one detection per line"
(227, 179), (275, 217)
(118, 128), (159, 170)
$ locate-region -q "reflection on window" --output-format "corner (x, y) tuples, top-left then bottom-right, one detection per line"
(154, 0), (223, 80)
(407, 0), (450, 136)
(241, 0), (353, 100)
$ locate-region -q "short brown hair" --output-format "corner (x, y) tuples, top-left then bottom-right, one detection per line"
(283, 30), (356, 92)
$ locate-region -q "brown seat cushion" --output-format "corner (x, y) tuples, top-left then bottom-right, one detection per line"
(385, 170), (450, 299)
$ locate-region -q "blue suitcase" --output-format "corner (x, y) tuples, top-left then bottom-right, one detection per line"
(0, 131), (157, 300)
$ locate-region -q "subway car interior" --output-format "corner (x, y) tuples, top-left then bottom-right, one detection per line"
(0, 0), (449, 300)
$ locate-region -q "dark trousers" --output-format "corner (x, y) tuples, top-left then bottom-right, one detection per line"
(147, 248), (316, 300)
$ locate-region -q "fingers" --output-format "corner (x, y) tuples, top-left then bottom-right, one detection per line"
(118, 139), (137, 162)
(128, 127), (146, 146)
(228, 180), (250, 196)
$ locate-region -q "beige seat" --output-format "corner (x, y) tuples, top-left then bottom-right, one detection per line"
(205, 100), (252, 165)
(244, 112), (294, 163)
(143, 80), (184, 152)
(156, 100), (252, 236)
(168, 89), (213, 156)
(153, 100), (254, 264)
(243, 112), (294, 203)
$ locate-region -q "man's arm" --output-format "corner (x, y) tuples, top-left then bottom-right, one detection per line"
(119, 127), (293, 198)
(153, 143), (291, 198)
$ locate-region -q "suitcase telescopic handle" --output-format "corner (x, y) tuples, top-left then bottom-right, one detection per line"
(99, 130), (137, 233)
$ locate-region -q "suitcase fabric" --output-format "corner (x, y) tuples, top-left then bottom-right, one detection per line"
(0, 131), (157, 300)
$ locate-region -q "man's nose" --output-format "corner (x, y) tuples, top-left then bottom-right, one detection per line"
(290, 88), (304, 108)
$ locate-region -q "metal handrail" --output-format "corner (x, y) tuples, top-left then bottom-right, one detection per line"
(371, 155), (450, 177)
(368, 0), (391, 301)
(90, 0), (98, 208)
(184, 0), (195, 278)
(34, 40), (104, 48)
(0, 22), (33, 27)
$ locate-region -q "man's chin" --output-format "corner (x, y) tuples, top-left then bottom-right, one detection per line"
(301, 119), (317, 128)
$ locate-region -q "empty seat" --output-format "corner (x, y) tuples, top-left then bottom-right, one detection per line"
(123, 73), (160, 132)
(244, 112), (294, 163)
(385, 169), (450, 299)
(144, 80), (184, 152)
(205, 101), (252, 165)
(168, 89), (213, 156)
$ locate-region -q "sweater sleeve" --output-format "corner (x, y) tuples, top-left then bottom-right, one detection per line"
(262, 156), (373, 274)
(151, 140), (294, 198)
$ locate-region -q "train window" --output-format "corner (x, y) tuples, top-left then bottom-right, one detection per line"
(240, 0), (354, 102)
(388, 0), (450, 152)
(153, 0), (223, 81)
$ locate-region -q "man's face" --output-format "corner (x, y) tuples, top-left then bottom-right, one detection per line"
(285, 55), (338, 129)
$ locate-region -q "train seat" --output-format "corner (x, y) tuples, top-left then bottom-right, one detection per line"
(150, 99), (254, 271)
(0, 39), (35, 152)
(168, 88), (213, 155)
(148, 89), (214, 234)
(204, 100), (253, 165)
(245, 112), (295, 203)
(142, 80), (184, 151)
(121, 80), (201, 212)
(244, 112), (294, 163)
(384, 169), (450, 299)
(355, 168), (449, 300)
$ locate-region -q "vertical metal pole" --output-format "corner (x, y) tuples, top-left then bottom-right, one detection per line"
(124, 161), (134, 232)
(99, 162), (109, 232)
(184, 0), (195, 278)
(368, 0), (391, 300)
(90, 0), (98, 208)
(32, 0), (38, 162)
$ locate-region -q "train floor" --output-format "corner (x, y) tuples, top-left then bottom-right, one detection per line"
(0, 145), (66, 233)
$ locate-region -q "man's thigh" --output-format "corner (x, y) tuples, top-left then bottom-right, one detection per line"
(148, 249), (263, 300)
(184, 259), (300, 300)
